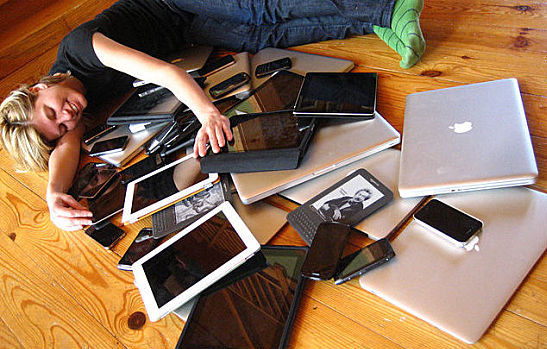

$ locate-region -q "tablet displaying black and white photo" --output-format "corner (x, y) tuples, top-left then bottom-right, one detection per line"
(122, 154), (218, 224)
(132, 202), (261, 322)
(287, 168), (393, 245)
(293, 72), (377, 119)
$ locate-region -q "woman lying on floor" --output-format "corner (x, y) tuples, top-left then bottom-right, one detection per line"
(0, 0), (425, 231)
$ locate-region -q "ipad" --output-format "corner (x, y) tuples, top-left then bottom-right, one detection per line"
(287, 169), (393, 245)
(132, 202), (261, 322)
(176, 245), (307, 349)
(293, 72), (377, 118)
(121, 154), (218, 224)
(200, 111), (316, 173)
(69, 162), (118, 200)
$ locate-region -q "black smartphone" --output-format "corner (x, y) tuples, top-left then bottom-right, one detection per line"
(413, 198), (483, 249)
(254, 57), (292, 78)
(117, 228), (163, 271)
(83, 124), (118, 145)
(89, 135), (129, 157)
(300, 222), (351, 280)
(85, 221), (125, 250)
(197, 55), (236, 77)
(333, 238), (395, 285)
(209, 72), (250, 99)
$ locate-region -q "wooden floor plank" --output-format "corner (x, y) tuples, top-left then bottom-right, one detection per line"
(0, 317), (24, 349)
(0, 232), (126, 349)
(0, 170), (184, 348)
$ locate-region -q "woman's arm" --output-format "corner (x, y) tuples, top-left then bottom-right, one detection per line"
(46, 123), (93, 231)
(91, 32), (232, 157)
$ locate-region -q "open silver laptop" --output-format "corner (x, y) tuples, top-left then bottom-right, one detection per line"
(360, 187), (547, 343)
(399, 78), (537, 198)
(280, 148), (423, 240)
(232, 112), (400, 204)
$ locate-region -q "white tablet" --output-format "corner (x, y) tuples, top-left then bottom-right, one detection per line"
(122, 154), (218, 224)
(132, 202), (261, 322)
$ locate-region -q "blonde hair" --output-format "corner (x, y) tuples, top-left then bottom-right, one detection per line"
(0, 73), (71, 172)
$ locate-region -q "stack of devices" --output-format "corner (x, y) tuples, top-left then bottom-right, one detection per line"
(200, 71), (316, 173)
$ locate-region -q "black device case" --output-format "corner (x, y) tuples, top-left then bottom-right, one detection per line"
(200, 71), (316, 173)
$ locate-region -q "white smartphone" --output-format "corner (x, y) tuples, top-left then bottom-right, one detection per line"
(132, 202), (261, 322)
(121, 154), (218, 224)
(413, 198), (482, 249)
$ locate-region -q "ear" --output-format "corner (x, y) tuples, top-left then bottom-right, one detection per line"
(29, 83), (48, 93)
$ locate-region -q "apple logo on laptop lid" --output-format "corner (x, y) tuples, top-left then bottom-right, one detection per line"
(449, 121), (473, 134)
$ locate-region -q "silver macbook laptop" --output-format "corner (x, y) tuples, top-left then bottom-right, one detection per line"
(399, 78), (537, 198)
(280, 148), (423, 240)
(232, 112), (400, 204)
(360, 187), (547, 343)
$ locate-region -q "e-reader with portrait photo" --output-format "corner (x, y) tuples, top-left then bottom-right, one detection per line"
(132, 202), (261, 322)
(121, 154), (219, 224)
(293, 72), (377, 119)
(287, 168), (393, 245)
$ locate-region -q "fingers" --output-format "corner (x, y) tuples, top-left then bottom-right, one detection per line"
(193, 115), (232, 158)
(49, 193), (93, 231)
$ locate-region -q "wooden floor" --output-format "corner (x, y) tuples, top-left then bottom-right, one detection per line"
(0, 0), (546, 348)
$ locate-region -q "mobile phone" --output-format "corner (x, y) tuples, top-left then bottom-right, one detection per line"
(209, 72), (250, 99)
(300, 222), (350, 280)
(85, 221), (125, 249)
(413, 198), (483, 249)
(89, 135), (129, 157)
(333, 238), (395, 285)
(117, 228), (162, 271)
(197, 55), (236, 77)
(83, 124), (118, 145)
(254, 57), (292, 78)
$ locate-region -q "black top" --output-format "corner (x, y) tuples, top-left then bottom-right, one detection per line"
(49, 0), (193, 108)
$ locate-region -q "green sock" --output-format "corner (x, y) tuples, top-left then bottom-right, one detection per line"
(373, 0), (425, 69)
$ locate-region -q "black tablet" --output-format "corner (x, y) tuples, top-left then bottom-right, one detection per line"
(287, 168), (393, 245)
(293, 72), (377, 119)
(107, 85), (187, 125)
(176, 245), (308, 349)
(200, 71), (316, 173)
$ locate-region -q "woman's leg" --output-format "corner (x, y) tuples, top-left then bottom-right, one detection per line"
(169, 0), (394, 27)
(188, 15), (375, 53)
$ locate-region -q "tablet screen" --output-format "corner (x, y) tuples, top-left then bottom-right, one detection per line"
(226, 70), (303, 115)
(176, 247), (307, 349)
(142, 210), (247, 308)
(226, 111), (304, 152)
(130, 157), (207, 214)
(294, 73), (377, 116)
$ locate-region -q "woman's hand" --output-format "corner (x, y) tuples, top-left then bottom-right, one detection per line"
(193, 110), (233, 158)
(47, 191), (93, 231)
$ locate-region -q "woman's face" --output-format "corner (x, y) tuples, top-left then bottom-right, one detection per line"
(31, 78), (87, 141)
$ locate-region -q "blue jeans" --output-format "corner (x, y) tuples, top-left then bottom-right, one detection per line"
(166, 0), (395, 52)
